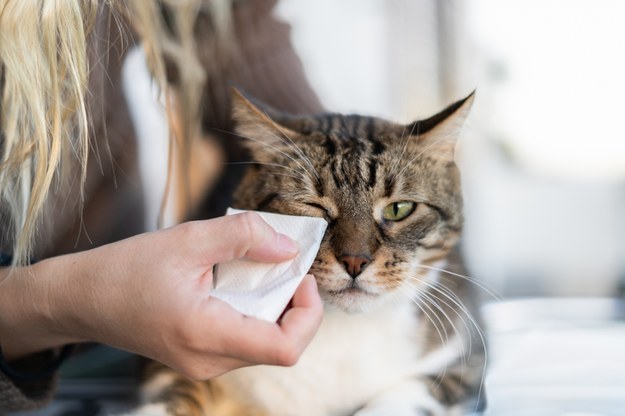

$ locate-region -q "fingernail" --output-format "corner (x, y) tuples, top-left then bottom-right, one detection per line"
(277, 233), (299, 255)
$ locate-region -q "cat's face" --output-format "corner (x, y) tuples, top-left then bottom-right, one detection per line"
(232, 92), (472, 312)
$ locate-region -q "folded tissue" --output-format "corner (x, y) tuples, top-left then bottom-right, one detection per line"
(211, 208), (328, 322)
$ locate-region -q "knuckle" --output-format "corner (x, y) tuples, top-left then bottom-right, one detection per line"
(236, 211), (263, 239)
(232, 212), (266, 255)
(172, 317), (204, 352)
(175, 221), (198, 240)
(172, 322), (194, 347)
(275, 342), (301, 367)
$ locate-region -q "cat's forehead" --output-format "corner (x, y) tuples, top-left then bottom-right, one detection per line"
(291, 117), (408, 171)
(299, 114), (400, 143)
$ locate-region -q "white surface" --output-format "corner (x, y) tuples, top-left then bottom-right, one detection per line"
(483, 299), (625, 416)
(211, 209), (327, 322)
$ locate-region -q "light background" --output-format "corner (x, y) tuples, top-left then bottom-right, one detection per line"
(276, 0), (625, 299)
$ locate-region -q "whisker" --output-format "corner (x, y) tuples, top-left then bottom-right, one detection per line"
(417, 264), (503, 301)
(403, 280), (467, 358)
(252, 118), (321, 185)
(419, 278), (489, 412)
(397, 285), (448, 348)
(205, 126), (303, 168)
(399, 283), (455, 388)
(405, 275), (485, 367)
(389, 119), (420, 180)
(418, 281), (473, 363)
(259, 112), (322, 183)
(210, 127), (315, 186)
(433, 283), (488, 414)
(223, 160), (303, 175)
(249, 121), (317, 182)
(427, 289), (485, 413)
(270, 172), (307, 181)
(396, 134), (450, 178)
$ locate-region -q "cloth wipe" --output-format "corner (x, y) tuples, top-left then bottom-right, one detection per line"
(211, 208), (328, 322)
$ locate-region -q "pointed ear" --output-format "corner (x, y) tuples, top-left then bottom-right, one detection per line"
(231, 89), (298, 158)
(405, 91), (475, 159)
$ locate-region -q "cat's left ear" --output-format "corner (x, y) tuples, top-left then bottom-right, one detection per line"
(231, 88), (299, 160)
(406, 91), (475, 159)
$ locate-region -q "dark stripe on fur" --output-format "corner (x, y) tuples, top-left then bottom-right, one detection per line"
(383, 175), (395, 197)
(370, 136), (385, 156)
(367, 157), (377, 188)
(366, 116), (376, 139)
(323, 135), (336, 155)
(331, 158), (345, 188)
(425, 373), (472, 406)
(323, 115), (332, 135)
(256, 192), (279, 210)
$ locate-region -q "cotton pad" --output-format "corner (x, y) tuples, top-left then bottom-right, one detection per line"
(211, 208), (328, 322)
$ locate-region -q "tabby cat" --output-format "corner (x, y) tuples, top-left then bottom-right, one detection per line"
(135, 90), (486, 416)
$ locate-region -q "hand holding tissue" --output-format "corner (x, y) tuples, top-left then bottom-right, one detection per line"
(211, 208), (328, 322)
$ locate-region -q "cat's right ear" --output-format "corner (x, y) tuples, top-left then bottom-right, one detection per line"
(231, 89), (298, 160)
(404, 91), (475, 161)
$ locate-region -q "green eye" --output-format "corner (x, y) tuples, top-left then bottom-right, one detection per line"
(382, 201), (416, 221)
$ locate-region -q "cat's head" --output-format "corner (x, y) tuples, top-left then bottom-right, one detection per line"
(231, 90), (473, 313)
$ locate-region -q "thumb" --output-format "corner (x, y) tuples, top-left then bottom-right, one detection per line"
(198, 212), (299, 264)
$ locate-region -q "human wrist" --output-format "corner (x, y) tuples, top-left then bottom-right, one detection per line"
(0, 254), (87, 361)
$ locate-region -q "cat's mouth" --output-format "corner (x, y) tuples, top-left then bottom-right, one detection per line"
(321, 279), (383, 313)
(326, 281), (378, 297)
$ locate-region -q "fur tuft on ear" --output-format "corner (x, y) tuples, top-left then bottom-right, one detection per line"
(231, 88), (298, 159)
(405, 91), (475, 160)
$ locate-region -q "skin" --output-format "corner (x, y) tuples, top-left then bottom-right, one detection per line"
(0, 212), (323, 380)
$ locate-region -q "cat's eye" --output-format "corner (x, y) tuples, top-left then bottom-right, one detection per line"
(382, 201), (416, 221)
(305, 202), (331, 218)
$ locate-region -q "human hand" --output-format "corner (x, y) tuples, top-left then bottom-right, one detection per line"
(0, 212), (323, 379)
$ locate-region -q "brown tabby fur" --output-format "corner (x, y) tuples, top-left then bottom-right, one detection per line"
(139, 90), (485, 416)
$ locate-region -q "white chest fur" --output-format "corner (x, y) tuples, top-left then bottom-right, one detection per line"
(218, 296), (423, 416)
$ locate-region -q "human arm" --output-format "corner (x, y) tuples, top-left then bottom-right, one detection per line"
(0, 211), (323, 379)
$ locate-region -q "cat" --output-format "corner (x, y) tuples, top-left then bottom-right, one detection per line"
(134, 90), (486, 416)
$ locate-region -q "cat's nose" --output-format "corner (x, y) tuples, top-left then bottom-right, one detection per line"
(338, 254), (371, 278)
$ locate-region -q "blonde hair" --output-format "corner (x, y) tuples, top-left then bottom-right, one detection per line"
(0, 0), (217, 265)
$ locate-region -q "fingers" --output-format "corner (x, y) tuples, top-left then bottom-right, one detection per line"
(196, 212), (299, 264)
(290, 275), (323, 312)
(204, 276), (322, 367)
(277, 275), (323, 357)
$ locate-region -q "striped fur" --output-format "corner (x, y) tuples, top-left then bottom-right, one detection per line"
(134, 91), (486, 416)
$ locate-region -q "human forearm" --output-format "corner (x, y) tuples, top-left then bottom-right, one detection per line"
(0, 254), (87, 361)
(0, 214), (323, 380)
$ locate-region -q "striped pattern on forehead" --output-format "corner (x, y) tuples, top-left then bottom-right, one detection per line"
(297, 114), (389, 191)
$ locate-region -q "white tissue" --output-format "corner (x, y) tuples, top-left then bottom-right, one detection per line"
(211, 208), (328, 322)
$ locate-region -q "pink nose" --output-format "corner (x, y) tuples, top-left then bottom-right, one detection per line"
(338, 254), (371, 278)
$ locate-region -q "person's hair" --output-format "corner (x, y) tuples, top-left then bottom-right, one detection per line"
(0, 0), (221, 265)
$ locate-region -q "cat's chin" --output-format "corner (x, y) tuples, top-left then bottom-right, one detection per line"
(320, 288), (386, 314)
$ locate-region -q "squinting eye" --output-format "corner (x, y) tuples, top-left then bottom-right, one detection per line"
(382, 201), (416, 221)
(305, 202), (331, 218)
